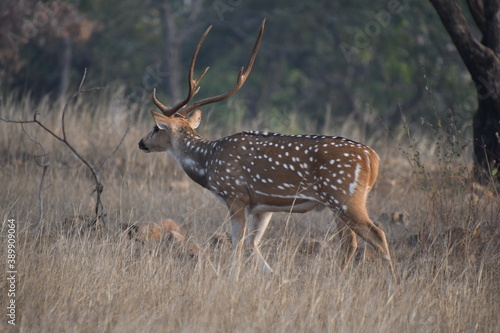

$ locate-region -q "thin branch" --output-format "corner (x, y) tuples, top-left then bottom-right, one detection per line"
(97, 126), (130, 171)
(78, 67), (87, 91)
(0, 70), (113, 230)
(19, 123), (49, 166)
(60, 68), (85, 140)
(20, 123), (50, 226)
(0, 118), (35, 125)
(61, 68), (106, 142)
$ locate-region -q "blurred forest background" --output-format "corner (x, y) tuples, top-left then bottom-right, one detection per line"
(0, 0), (476, 132)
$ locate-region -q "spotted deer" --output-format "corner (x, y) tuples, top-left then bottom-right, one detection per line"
(138, 19), (396, 281)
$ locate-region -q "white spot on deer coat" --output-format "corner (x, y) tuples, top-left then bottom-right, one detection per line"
(349, 163), (362, 194)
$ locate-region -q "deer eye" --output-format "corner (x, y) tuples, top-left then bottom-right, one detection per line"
(153, 126), (160, 133)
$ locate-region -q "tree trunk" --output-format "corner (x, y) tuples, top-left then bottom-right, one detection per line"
(473, 77), (500, 181)
(160, 2), (182, 102)
(429, 0), (500, 182)
(157, 0), (204, 104)
(58, 37), (72, 100)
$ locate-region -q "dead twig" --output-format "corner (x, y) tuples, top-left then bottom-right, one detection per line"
(0, 69), (129, 230)
(20, 123), (50, 226)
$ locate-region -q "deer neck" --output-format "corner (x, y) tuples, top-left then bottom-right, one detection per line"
(168, 129), (213, 189)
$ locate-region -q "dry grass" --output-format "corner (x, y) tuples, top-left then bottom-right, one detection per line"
(0, 93), (499, 332)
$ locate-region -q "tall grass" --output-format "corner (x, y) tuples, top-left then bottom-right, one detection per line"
(0, 91), (499, 332)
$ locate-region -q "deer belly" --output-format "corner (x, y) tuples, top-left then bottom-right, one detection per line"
(249, 197), (323, 214)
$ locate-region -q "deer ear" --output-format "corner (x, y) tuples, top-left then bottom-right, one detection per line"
(151, 110), (171, 130)
(187, 109), (202, 129)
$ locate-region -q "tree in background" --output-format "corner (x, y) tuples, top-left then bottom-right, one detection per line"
(430, 0), (500, 182)
(157, 0), (204, 102)
(0, 0), (478, 138)
(0, 0), (95, 99)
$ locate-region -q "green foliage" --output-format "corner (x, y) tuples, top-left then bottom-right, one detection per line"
(1, 0), (475, 132)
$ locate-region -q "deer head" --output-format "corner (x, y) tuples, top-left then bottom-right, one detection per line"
(139, 19), (264, 155)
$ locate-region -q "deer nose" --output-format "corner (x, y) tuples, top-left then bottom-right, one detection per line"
(138, 140), (148, 151)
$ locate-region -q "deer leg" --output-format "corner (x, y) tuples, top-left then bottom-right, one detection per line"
(338, 225), (358, 271)
(341, 209), (396, 282)
(247, 212), (274, 274)
(228, 207), (247, 281)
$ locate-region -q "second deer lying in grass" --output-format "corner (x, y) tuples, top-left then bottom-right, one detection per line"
(124, 219), (185, 243)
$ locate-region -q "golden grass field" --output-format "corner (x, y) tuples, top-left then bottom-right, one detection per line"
(0, 93), (499, 332)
